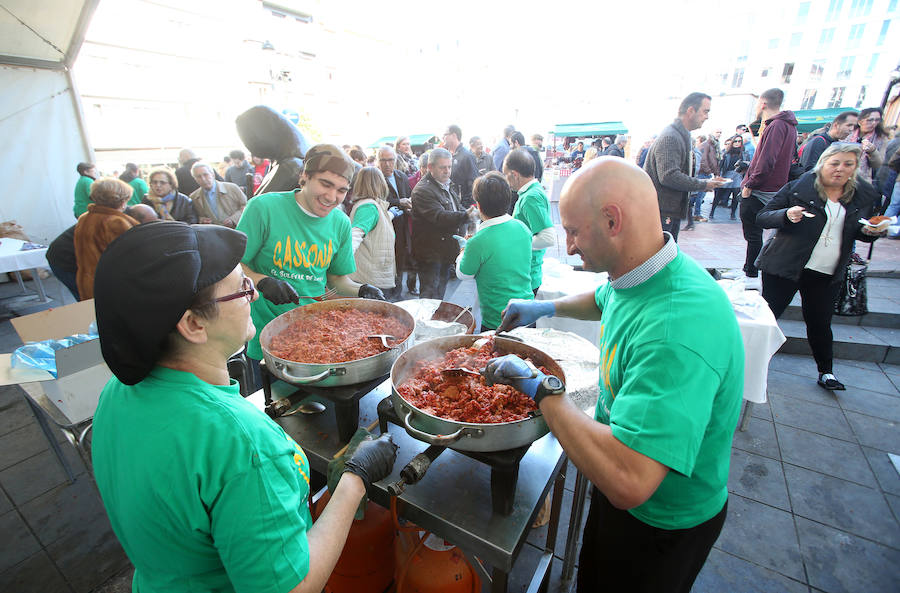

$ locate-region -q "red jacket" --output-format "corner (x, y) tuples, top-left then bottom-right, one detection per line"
(743, 110), (798, 192)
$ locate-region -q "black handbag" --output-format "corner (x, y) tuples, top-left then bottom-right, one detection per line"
(833, 262), (868, 316)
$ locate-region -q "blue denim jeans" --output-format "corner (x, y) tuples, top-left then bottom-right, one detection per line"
(885, 179), (900, 218)
(690, 174), (711, 217)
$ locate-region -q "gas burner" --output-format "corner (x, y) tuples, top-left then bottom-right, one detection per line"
(261, 362), (388, 443)
(376, 396), (530, 515)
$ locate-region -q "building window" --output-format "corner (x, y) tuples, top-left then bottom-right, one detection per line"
(801, 89), (818, 110)
(847, 24), (865, 49)
(818, 28), (835, 51)
(837, 56), (855, 79)
(849, 0), (873, 17)
(826, 0), (843, 20)
(721, 72), (728, 85)
(768, 38), (780, 49)
(782, 62), (795, 84)
(867, 53), (880, 76)
(810, 60), (825, 81)
(791, 32), (803, 47)
(761, 67), (771, 78)
(856, 86), (867, 108)
(732, 68), (745, 88)
(877, 20), (891, 45)
(827, 87), (846, 108)
(796, 2), (811, 24)
(889, 0), (898, 13)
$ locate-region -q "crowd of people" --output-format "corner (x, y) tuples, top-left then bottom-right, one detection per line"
(58, 95), (900, 593)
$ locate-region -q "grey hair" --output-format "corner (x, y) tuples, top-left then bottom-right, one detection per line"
(813, 142), (862, 204)
(419, 151), (429, 168)
(615, 134), (627, 145)
(190, 161), (214, 176)
(377, 145), (396, 158)
(429, 147), (452, 163)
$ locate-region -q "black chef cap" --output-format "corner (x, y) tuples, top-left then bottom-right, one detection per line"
(94, 221), (247, 385)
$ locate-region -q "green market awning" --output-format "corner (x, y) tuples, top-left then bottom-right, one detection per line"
(368, 133), (438, 148)
(794, 108), (858, 133)
(552, 122), (628, 138)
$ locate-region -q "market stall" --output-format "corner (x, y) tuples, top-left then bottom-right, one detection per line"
(545, 121), (629, 201)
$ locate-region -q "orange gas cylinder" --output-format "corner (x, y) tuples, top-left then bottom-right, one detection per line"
(312, 490), (396, 593)
(394, 530), (481, 593)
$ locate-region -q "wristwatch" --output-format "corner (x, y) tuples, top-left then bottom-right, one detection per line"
(534, 375), (565, 405)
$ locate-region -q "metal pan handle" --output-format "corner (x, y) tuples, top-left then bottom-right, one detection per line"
(402, 408), (481, 446)
(278, 366), (342, 384)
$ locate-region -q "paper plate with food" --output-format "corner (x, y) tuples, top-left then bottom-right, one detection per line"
(858, 215), (895, 231)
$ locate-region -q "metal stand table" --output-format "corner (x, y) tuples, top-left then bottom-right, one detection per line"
(249, 379), (568, 593)
(0, 238), (50, 303)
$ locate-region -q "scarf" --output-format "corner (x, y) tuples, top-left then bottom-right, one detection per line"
(146, 192), (176, 220)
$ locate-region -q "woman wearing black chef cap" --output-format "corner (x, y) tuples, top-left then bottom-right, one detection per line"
(90, 221), (396, 593)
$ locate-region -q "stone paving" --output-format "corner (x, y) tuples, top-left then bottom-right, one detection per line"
(0, 196), (898, 592)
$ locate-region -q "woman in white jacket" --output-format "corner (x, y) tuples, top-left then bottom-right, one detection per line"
(349, 167), (401, 296)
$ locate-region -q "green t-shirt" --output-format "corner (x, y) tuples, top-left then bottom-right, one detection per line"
(512, 182), (553, 290)
(351, 203), (379, 234)
(459, 217), (534, 329)
(73, 175), (93, 219)
(128, 177), (149, 206)
(92, 367), (312, 593)
(237, 191), (356, 359)
(593, 250), (743, 529)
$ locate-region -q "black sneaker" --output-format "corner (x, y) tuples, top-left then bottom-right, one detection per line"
(817, 373), (846, 391)
(849, 252), (866, 265)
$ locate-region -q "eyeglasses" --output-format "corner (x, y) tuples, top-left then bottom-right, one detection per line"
(213, 276), (255, 304)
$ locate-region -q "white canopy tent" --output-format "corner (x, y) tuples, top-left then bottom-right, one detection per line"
(0, 0), (99, 243)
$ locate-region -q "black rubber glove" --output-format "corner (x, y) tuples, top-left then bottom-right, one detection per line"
(343, 433), (398, 491)
(358, 283), (386, 300)
(257, 277), (299, 305)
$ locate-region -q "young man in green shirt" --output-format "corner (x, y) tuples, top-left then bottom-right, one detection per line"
(456, 172), (534, 330)
(236, 144), (385, 363)
(487, 158), (744, 593)
(503, 148), (555, 294)
(91, 222), (397, 593)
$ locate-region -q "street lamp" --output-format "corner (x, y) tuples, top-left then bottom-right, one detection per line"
(880, 62), (900, 111)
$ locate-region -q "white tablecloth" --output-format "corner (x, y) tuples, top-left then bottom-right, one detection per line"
(0, 238), (48, 274)
(536, 266), (786, 404)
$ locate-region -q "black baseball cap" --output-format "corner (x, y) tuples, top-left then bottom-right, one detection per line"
(94, 221), (247, 385)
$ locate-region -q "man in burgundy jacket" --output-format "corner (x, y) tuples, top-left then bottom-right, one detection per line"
(740, 88), (798, 277)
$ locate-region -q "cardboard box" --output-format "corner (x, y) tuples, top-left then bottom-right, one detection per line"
(0, 300), (111, 425)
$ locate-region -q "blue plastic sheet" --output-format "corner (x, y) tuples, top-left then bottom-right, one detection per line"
(11, 328), (98, 378)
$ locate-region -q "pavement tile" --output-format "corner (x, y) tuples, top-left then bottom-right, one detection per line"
(715, 494), (805, 581)
(887, 494), (900, 524)
(830, 360), (899, 395)
(776, 424), (876, 487)
(728, 448), (790, 511)
(796, 516), (900, 593)
(748, 399), (773, 421)
(693, 548), (809, 593)
(46, 516), (129, 593)
(0, 550), (70, 593)
(732, 418), (781, 460)
(19, 475), (110, 548)
(0, 449), (71, 506)
(843, 410), (900, 452)
(784, 464), (899, 548)
(836, 387), (900, 423)
(766, 370), (841, 408)
(768, 353), (819, 378)
(0, 423), (51, 471)
(0, 510), (41, 574)
(0, 485), (11, 515)
(0, 393), (33, 437)
(862, 446), (900, 496)
(769, 393), (855, 441)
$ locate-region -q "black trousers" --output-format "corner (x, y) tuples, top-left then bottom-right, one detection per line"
(762, 269), (839, 374)
(418, 259), (451, 300)
(660, 213), (681, 242)
(710, 187), (740, 218)
(739, 196), (766, 277)
(577, 489), (727, 593)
